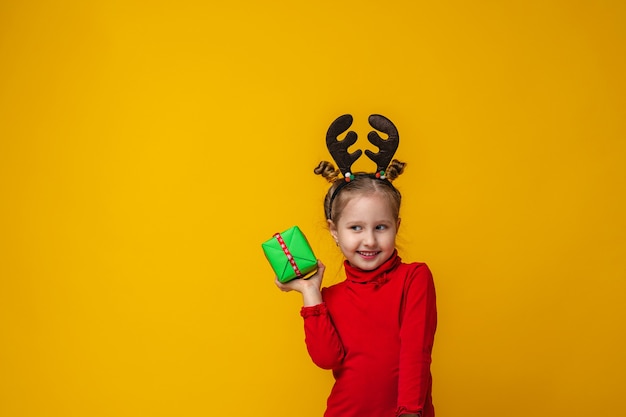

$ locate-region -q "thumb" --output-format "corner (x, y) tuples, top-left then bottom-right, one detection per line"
(316, 259), (325, 271)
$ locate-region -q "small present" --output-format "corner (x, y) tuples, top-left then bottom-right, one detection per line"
(262, 226), (317, 283)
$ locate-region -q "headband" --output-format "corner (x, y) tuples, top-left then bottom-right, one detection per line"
(324, 114), (401, 219)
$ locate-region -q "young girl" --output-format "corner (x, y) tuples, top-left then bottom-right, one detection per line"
(275, 115), (437, 417)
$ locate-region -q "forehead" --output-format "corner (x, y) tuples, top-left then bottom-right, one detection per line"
(339, 193), (396, 222)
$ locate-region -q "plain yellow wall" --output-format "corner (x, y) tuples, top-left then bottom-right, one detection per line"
(1, 1), (625, 416)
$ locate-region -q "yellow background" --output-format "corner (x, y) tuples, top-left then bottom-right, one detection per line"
(1, 1), (625, 416)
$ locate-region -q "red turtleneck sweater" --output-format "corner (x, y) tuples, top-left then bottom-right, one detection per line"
(300, 251), (437, 417)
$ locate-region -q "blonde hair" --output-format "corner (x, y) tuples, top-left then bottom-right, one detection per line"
(314, 159), (406, 222)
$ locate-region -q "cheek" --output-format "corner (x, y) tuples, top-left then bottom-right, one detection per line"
(384, 234), (397, 248)
(340, 234), (358, 248)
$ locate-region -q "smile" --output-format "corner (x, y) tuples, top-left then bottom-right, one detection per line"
(357, 251), (380, 258)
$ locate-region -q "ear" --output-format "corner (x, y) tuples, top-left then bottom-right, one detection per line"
(328, 219), (339, 242)
(396, 217), (401, 232)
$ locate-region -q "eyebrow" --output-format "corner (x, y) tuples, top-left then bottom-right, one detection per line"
(343, 219), (394, 225)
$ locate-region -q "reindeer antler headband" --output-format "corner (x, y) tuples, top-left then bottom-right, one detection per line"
(326, 114), (400, 180)
(324, 114), (401, 218)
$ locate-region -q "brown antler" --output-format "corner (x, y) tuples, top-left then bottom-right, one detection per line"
(326, 114), (363, 176)
(365, 114), (399, 173)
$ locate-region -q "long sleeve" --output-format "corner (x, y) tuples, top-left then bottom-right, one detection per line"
(300, 302), (345, 370)
(396, 265), (437, 416)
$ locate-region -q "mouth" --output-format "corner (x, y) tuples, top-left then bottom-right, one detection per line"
(357, 251), (381, 259)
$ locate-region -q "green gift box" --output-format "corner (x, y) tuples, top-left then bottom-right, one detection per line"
(262, 226), (317, 283)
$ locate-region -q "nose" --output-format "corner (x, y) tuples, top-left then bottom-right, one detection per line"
(363, 229), (376, 247)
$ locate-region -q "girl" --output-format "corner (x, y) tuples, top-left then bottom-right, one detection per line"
(276, 115), (437, 417)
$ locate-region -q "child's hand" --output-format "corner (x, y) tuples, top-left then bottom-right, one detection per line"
(275, 260), (325, 307)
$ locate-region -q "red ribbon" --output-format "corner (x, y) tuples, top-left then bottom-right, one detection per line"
(273, 233), (302, 277)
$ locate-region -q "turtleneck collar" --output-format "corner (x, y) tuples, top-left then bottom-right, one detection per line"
(344, 250), (401, 286)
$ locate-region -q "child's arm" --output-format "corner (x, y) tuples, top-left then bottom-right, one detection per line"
(275, 261), (345, 369)
(300, 301), (345, 369)
(397, 264), (437, 416)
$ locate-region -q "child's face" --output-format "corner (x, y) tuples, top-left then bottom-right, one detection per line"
(329, 192), (400, 271)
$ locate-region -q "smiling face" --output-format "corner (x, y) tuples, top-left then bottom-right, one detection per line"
(328, 192), (400, 271)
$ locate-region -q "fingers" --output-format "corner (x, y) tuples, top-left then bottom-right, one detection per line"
(311, 260), (325, 278)
(274, 260), (326, 294)
(275, 276), (305, 292)
(274, 277), (291, 292)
